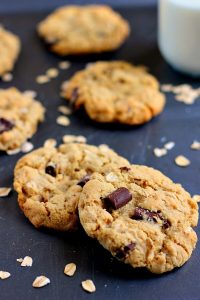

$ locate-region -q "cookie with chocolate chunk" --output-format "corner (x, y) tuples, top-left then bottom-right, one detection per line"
(62, 61), (165, 125)
(0, 27), (21, 76)
(37, 5), (130, 55)
(14, 143), (129, 231)
(0, 88), (45, 151)
(78, 165), (198, 273)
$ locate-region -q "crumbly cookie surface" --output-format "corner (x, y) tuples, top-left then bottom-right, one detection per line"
(0, 88), (45, 151)
(62, 61), (166, 125)
(0, 27), (21, 76)
(37, 5), (130, 55)
(14, 143), (129, 231)
(78, 165), (198, 273)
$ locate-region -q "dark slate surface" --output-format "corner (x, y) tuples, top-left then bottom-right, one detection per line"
(0, 5), (200, 300)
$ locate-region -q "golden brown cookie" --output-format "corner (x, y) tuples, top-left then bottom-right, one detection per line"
(0, 27), (21, 76)
(37, 5), (130, 55)
(14, 143), (129, 231)
(78, 165), (198, 273)
(62, 61), (166, 125)
(0, 88), (45, 151)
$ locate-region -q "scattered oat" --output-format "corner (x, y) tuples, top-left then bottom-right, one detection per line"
(44, 138), (57, 148)
(16, 258), (23, 263)
(192, 195), (200, 202)
(58, 61), (71, 70)
(191, 141), (200, 150)
(21, 256), (33, 267)
(153, 147), (167, 157)
(175, 155), (191, 167)
(36, 75), (49, 84)
(32, 276), (50, 288)
(81, 279), (96, 293)
(7, 148), (21, 155)
(21, 141), (34, 153)
(56, 116), (70, 126)
(58, 105), (72, 115)
(2, 73), (13, 82)
(164, 141), (175, 150)
(64, 263), (76, 277)
(46, 68), (59, 78)
(0, 271), (11, 279)
(106, 172), (118, 182)
(99, 144), (110, 152)
(0, 187), (11, 197)
(62, 135), (87, 144)
(23, 90), (37, 98)
(161, 83), (200, 105)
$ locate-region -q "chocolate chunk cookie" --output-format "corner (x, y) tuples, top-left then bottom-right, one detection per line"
(0, 27), (21, 76)
(0, 88), (45, 151)
(62, 61), (166, 125)
(37, 5), (130, 55)
(78, 165), (198, 273)
(14, 143), (129, 231)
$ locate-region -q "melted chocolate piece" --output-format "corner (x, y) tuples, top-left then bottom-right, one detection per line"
(0, 118), (14, 134)
(77, 174), (90, 187)
(115, 242), (136, 259)
(132, 207), (171, 229)
(103, 187), (132, 210)
(45, 164), (56, 177)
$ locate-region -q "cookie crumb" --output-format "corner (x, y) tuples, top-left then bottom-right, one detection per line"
(46, 68), (59, 78)
(192, 195), (200, 203)
(175, 155), (191, 167)
(56, 116), (70, 126)
(153, 147), (167, 157)
(21, 141), (34, 153)
(23, 90), (37, 98)
(44, 138), (57, 148)
(32, 276), (50, 288)
(58, 61), (71, 70)
(64, 263), (76, 277)
(191, 140), (200, 150)
(0, 187), (11, 197)
(2, 73), (13, 82)
(62, 135), (87, 144)
(7, 148), (21, 155)
(0, 271), (11, 279)
(164, 141), (175, 150)
(21, 256), (33, 267)
(81, 279), (96, 293)
(36, 75), (49, 84)
(58, 106), (72, 115)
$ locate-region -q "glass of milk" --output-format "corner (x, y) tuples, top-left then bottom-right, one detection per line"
(158, 0), (200, 77)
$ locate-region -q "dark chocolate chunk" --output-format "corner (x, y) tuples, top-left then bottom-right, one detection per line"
(0, 118), (14, 134)
(115, 242), (136, 259)
(45, 164), (56, 177)
(103, 187), (132, 210)
(132, 207), (171, 229)
(77, 174), (90, 187)
(119, 166), (131, 172)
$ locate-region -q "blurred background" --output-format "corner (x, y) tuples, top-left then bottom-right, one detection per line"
(0, 0), (157, 12)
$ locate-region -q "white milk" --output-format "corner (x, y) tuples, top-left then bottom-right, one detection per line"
(158, 0), (200, 76)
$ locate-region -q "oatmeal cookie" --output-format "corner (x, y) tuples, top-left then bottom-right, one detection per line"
(14, 143), (129, 231)
(62, 61), (165, 125)
(78, 165), (198, 273)
(0, 88), (45, 151)
(37, 5), (130, 55)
